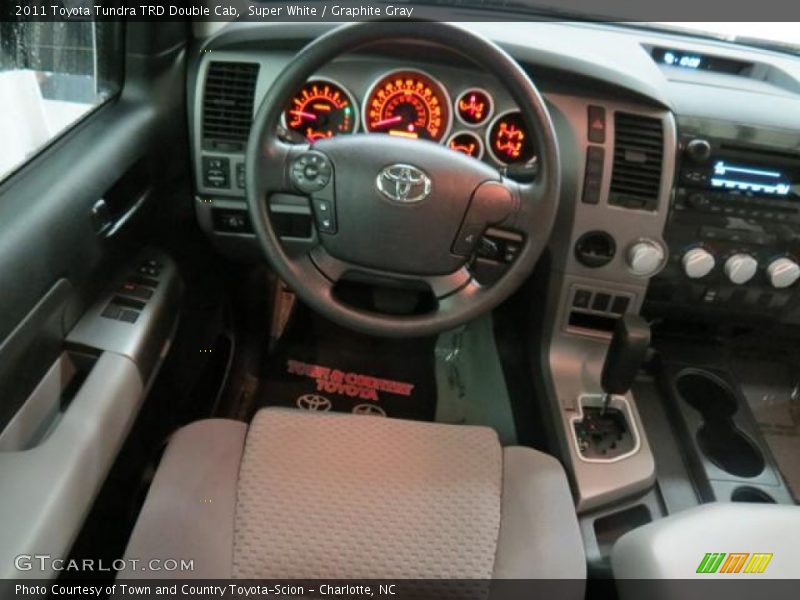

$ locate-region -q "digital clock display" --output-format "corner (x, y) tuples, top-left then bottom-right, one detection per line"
(662, 51), (702, 69)
(650, 47), (750, 75)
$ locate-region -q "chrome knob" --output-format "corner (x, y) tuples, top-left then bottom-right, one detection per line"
(686, 138), (712, 163)
(627, 240), (665, 277)
(724, 253), (758, 285)
(767, 257), (800, 289)
(682, 248), (715, 279)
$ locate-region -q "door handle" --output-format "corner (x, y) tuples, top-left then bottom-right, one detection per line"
(90, 190), (149, 239)
(90, 198), (113, 235)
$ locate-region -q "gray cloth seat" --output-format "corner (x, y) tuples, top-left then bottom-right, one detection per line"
(120, 408), (585, 581)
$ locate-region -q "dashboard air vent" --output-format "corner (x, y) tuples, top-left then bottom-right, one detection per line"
(202, 61), (260, 152)
(609, 112), (664, 210)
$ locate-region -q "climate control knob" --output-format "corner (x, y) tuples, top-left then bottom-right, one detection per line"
(682, 248), (716, 279)
(766, 257), (800, 289)
(724, 253), (758, 285)
(627, 240), (666, 277)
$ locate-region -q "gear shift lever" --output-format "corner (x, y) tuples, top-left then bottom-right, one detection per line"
(600, 314), (651, 413)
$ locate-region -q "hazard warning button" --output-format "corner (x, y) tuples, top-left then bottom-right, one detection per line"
(587, 105), (606, 143)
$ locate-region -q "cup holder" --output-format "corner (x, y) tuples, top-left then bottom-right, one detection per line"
(731, 486), (776, 503)
(675, 371), (765, 478)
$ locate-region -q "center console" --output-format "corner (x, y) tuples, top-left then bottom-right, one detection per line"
(648, 120), (800, 321)
(540, 94), (677, 514)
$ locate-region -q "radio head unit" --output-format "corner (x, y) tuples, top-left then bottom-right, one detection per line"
(649, 129), (800, 323)
(682, 143), (800, 200)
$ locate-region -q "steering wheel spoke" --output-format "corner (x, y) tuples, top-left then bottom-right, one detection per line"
(310, 246), (472, 298)
(517, 177), (557, 228)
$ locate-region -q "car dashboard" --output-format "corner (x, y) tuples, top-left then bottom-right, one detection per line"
(189, 21), (800, 332)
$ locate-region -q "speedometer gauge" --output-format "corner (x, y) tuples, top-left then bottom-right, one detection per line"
(284, 79), (358, 142)
(364, 70), (451, 142)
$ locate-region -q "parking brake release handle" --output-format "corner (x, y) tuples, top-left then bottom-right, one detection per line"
(601, 314), (651, 398)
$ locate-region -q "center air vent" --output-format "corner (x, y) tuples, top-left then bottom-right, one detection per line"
(609, 113), (664, 211)
(202, 61), (260, 152)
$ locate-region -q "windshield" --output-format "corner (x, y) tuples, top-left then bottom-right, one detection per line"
(647, 22), (800, 55)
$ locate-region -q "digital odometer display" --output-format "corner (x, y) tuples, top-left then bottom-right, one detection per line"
(284, 80), (357, 142)
(487, 111), (535, 165)
(364, 70), (451, 142)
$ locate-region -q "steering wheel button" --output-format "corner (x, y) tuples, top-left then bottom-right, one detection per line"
(318, 217), (335, 233)
(453, 224), (484, 256)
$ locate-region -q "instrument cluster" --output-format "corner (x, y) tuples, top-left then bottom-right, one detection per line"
(282, 68), (536, 167)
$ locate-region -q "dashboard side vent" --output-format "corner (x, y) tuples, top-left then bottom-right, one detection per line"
(609, 112), (664, 210)
(202, 61), (260, 152)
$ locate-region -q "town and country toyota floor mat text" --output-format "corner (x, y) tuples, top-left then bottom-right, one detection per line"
(255, 308), (437, 420)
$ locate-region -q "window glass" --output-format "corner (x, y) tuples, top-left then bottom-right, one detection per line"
(0, 21), (123, 182)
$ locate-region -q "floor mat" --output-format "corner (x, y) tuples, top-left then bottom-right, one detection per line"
(734, 357), (800, 502)
(434, 314), (517, 445)
(254, 306), (438, 420)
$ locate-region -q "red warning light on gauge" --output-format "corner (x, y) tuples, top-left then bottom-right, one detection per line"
(447, 131), (484, 159)
(487, 111), (535, 164)
(456, 89), (493, 126)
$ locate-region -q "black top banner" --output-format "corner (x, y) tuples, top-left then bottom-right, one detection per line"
(2, 0), (800, 22)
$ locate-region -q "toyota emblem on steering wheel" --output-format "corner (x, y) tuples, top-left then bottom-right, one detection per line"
(376, 164), (432, 203)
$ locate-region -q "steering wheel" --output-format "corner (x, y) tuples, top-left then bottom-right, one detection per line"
(246, 21), (560, 338)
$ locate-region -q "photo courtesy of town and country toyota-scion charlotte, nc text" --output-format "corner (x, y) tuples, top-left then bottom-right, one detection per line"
(12, 2), (416, 19)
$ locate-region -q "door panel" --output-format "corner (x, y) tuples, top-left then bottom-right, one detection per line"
(0, 21), (190, 574)
(0, 22), (188, 425)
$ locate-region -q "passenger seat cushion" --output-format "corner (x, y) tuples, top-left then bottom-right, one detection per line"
(119, 419), (247, 579)
(232, 408), (503, 579)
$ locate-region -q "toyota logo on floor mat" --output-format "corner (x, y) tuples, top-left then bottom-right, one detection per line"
(352, 403), (387, 417)
(296, 394), (332, 411)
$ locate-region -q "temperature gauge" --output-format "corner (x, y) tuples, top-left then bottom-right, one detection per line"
(455, 88), (493, 126)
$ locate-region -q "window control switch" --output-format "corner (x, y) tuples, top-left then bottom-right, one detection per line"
(119, 282), (154, 301)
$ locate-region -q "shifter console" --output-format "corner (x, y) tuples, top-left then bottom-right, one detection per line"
(574, 400), (635, 460)
(572, 315), (650, 462)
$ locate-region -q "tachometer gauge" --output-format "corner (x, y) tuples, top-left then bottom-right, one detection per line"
(487, 110), (535, 165)
(364, 70), (451, 142)
(284, 79), (358, 142)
